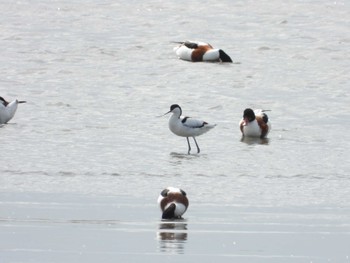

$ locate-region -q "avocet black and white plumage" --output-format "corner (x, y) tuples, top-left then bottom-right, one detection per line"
(239, 108), (271, 138)
(0, 96), (26, 124)
(164, 104), (216, 154)
(158, 187), (189, 220)
(173, 41), (232, 63)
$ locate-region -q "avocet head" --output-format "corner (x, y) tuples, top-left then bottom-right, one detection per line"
(0, 97), (26, 106)
(242, 108), (256, 125)
(164, 104), (182, 116)
(0, 96), (8, 106)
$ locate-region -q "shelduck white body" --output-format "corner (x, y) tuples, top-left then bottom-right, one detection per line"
(239, 108), (271, 138)
(173, 41), (232, 62)
(0, 96), (26, 124)
(164, 104), (216, 154)
(158, 187), (189, 219)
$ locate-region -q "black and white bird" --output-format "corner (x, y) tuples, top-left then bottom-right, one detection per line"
(239, 108), (271, 138)
(164, 104), (216, 154)
(157, 187), (189, 220)
(173, 41), (232, 63)
(0, 96), (26, 124)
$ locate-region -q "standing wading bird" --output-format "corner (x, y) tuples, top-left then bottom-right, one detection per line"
(239, 108), (271, 139)
(0, 96), (26, 124)
(163, 104), (216, 154)
(158, 187), (189, 220)
(173, 41), (233, 63)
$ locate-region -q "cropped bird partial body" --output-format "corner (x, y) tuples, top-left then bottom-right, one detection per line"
(173, 41), (232, 63)
(158, 187), (189, 220)
(0, 96), (26, 124)
(164, 104), (216, 154)
(239, 108), (271, 139)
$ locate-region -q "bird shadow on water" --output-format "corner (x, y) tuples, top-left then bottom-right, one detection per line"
(240, 137), (270, 145)
(157, 220), (188, 254)
(169, 152), (207, 166)
(170, 152), (207, 159)
(0, 123), (17, 128)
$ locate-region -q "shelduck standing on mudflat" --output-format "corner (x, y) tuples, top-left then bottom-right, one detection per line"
(0, 96), (26, 124)
(163, 104), (216, 154)
(158, 187), (189, 220)
(239, 108), (271, 139)
(173, 41), (233, 63)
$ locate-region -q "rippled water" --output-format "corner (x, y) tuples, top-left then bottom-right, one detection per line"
(1, 0), (350, 262)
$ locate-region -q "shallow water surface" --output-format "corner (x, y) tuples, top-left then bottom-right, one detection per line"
(1, 0), (350, 262)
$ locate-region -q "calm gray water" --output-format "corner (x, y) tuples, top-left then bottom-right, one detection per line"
(1, 0), (350, 262)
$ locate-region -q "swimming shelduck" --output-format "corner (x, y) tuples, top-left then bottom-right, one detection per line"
(239, 108), (271, 138)
(173, 41), (232, 62)
(164, 104), (216, 154)
(158, 187), (189, 220)
(0, 96), (26, 124)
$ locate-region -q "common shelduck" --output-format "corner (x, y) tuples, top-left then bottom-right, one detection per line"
(0, 96), (26, 124)
(163, 104), (216, 154)
(239, 108), (271, 138)
(173, 41), (232, 62)
(158, 187), (189, 220)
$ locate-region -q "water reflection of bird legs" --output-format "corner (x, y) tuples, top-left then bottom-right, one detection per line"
(157, 221), (188, 254)
(240, 136), (270, 145)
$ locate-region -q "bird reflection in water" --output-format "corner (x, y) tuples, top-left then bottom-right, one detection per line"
(240, 136), (270, 145)
(157, 221), (188, 254)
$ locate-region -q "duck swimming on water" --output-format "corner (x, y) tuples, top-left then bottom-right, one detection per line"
(239, 108), (271, 139)
(173, 41), (233, 63)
